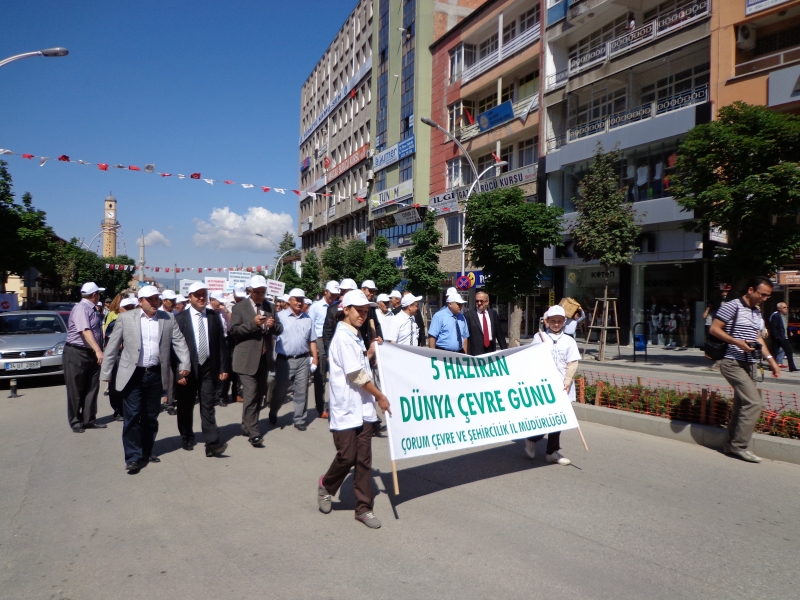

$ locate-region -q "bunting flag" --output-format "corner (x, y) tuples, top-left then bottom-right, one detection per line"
(261, 186), (270, 192)
(190, 173), (201, 179)
(22, 154), (34, 159)
(224, 180), (234, 185)
(98, 163), (109, 171)
(58, 155), (70, 162)
(144, 164), (155, 173)
(203, 179), (214, 185)
(274, 188), (285, 194)
(129, 165), (140, 171)
(161, 173), (171, 177)
(40, 157), (49, 166)
(242, 184), (253, 188)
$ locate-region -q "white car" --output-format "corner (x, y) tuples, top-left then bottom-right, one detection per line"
(0, 311), (67, 380)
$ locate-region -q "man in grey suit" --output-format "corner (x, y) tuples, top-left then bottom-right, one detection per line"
(102, 286), (191, 473)
(229, 275), (283, 447)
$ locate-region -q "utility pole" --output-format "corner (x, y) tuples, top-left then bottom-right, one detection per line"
(138, 229), (145, 286)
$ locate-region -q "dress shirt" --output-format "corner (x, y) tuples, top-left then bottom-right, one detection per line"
(275, 308), (315, 356)
(188, 306), (210, 360)
(137, 310), (161, 367)
(65, 298), (103, 347)
(477, 308), (492, 342)
(309, 299), (330, 337)
(384, 311), (417, 345)
(428, 307), (469, 351)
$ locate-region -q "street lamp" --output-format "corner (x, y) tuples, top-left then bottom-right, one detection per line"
(0, 47), (69, 69)
(255, 233), (292, 280)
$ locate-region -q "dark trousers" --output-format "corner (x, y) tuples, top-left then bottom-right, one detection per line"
(121, 367), (162, 463)
(238, 354), (268, 439)
(176, 362), (220, 448)
(219, 340), (239, 401)
(528, 431), (561, 454)
(774, 338), (797, 370)
(64, 344), (101, 428)
(109, 364), (123, 417)
(322, 421), (376, 515)
(313, 338), (327, 413)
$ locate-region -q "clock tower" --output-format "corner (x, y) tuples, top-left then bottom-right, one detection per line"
(101, 193), (120, 258)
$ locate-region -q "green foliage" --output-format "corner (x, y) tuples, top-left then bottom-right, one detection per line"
(569, 144), (641, 274)
(671, 102), (800, 280)
(42, 238), (135, 300)
(402, 209), (446, 297)
(278, 263), (303, 291)
(361, 236), (401, 291)
(299, 250), (323, 298)
(321, 236), (347, 282)
(0, 161), (55, 290)
(464, 187), (563, 302)
(344, 239), (367, 281)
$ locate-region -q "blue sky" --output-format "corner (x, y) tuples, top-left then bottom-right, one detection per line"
(1, 1), (355, 270)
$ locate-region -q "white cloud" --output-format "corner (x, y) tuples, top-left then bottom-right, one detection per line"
(193, 206), (294, 252)
(137, 229), (172, 247)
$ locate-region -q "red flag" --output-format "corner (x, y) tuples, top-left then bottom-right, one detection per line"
(412, 204), (420, 208)
(22, 154), (34, 159)
(224, 180), (235, 184)
(190, 173), (201, 179)
(491, 151), (502, 163)
(161, 173), (172, 177)
(58, 155), (70, 162)
(165, 268), (170, 273)
(246, 267), (253, 272)
(357, 197), (366, 203)
(155, 267), (160, 272)
(292, 190), (301, 195)
(176, 268), (181, 273)
(129, 165), (141, 171)
(98, 163), (109, 171)
(198, 268), (203, 273)
(350, 88), (357, 98)
(464, 108), (475, 125)
(323, 157), (331, 169)
(261, 186), (270, 193)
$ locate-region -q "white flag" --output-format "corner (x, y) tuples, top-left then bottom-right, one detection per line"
(204, 179), (214, 185)
(0, 149), (13, 155)
(274, 188), (286, 194)
(178, 174), (186, 179)
(40, 157), (49, 166)
(519, 95), (538, 124)
(241, 184), (254, 188)
(308, 192), (316, 198)
(77, 160), (90, 165)
(144, 164), (155, 173)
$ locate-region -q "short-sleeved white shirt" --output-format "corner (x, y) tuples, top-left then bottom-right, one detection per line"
(530, 330), (581, 401)
(327, 322), (378, 430)
(384, 311), (418, 345)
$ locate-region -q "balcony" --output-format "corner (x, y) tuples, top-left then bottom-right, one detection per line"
(456, 95), (540, 143)
(548, 0), (709, 89)
(734, 46), (800, 78)
(462, 23), (541, 84)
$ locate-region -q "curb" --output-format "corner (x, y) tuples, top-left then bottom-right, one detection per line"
(572, 403), (800, 465)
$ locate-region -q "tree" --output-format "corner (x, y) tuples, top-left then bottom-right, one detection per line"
(361, 236), (401, 291)
(465, 187), (563, 347)
(0, 161), (55, 291)
(321, 236), (347, 282)
(671, 102), (800, 283)
(299, 250), (323, 299)
(42, 238), (135, 300)
(344, 239), (368, 282)
(569, 143), (642, 360)
(277, 262), (303, 291)
(403, 208), (446, 298)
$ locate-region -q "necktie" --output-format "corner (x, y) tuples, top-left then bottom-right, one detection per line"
(482, 311), (490, 348)
(197, 312), (208, 365)
(454, 314), (462, 350)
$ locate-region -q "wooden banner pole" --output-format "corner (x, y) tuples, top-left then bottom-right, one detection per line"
(576, 422), (589, 452)
(391, 460), (399, 495)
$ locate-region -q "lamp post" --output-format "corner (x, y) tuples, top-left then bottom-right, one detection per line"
(255, 233), (293, 280)
(0, 47), (69, 69)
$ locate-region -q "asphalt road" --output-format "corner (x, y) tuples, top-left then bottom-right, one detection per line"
(1, 380), (798, 600)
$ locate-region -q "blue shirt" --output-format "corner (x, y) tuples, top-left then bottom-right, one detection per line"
(428, 306), (469, 351)
(276, 308), (315, 356)
(308, 299), (329, 338)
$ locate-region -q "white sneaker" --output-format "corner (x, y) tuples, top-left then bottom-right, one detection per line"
(546, 451), (571, 465)
(524, 439), (536, 459)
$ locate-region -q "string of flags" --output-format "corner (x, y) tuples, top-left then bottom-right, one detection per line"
(0, 147), (352, 200)
(105, 264), (270, 273)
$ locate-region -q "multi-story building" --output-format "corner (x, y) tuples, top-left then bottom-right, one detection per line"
(427, 0), (543, 324)
(541, 0), (714, 345)
(297, 0), (374, 257)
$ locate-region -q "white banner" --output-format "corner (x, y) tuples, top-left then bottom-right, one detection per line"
(227, 270), (251, 286)
(179, 279), (202, 296)
(204, 277), (227, 292)
(376, 343), (578, 461)
(266, 279), (285, 297)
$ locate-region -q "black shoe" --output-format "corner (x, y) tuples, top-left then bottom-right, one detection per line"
(218, 400), (228, 407)
(268, 414), (277, 425)
(206, 442), (228, 457)
(103, 389), (109, 396)
(182, 438), (195, 451)
(125, 461), (140, 472)
(146, 455), (161, 463)
(86, 422), (107, 429)
(249, 436), (264, 447)
(72, 426), (85, 433)
(295, 424), (307, 432)
(114, 414), (124, 422)
(167, 408), (177, 416)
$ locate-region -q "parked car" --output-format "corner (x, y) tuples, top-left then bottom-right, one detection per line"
(0, 311), (67, 380)
(44, 302), (76, 312)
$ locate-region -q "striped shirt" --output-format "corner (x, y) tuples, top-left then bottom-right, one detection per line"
(715, 299), (761, 363)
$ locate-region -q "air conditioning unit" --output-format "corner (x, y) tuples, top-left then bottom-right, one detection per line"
(737, 24), (757, 51)
(366, 170), (375, 181)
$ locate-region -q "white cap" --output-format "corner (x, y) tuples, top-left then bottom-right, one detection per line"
(138, 285), (160, 299)
(249, 275), (267, 289)
(303, 298), (313, 305)
(361, 279), (377, 290)
(96, 301), (103, 307)
(339, 278), (357, 291)
(325, 280), (341, 294)
(279, 294), (290, 302)
(81, 282), (105, 294)
(376, 293), (391, 303)
(210, 291), (225, 302)
(402, 294), (423, 308)
(446, 292), (467, 304)
(446, 287), (458, 297)
(233, 283), (247, 298)
(175, 295), (188, 303)
(341, 290), (376, 307)
(287, 288), (305, 298)
(161, 289), (177, 300)
(187, 281), (207, 295)
(120, 297), (137, 308)
(266, 294), (275, 302)
(389, 290), (402, 299)
(545, 305), (566, 318)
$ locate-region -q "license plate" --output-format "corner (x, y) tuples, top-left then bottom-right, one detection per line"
(5, 361), (41, 371)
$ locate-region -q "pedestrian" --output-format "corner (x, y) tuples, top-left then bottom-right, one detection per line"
(64, 282), (107, 433)
(383, 293), (422, 345)
(389, 289), (402, 314)
(159, 289), (179, 414)
(359, 280), (384, 351)
(221, 283), (247, 403)
(428, 291), (469, 353)
(703, 301), (714, 338)
(271, 288), (318, 431)
(303, 297), (312, 314)
(524, 305), (580, 465)
(173, 295), (187, 314)
(710, 276), (780, 463)
(160, 290), (177, 314)
(104, 293), (124, 332)
(323, 279), (358, 354)
(402, 291), (427, 345)
(317, 290), (391, 529)
(769, 302), (797, 372)
(103, 298), (112, 319)
(103, 295), (137, 421)
(209, 290), (231, 407)
(563, 307), (585, 339)
(309, 280), (341, 418)
(375, 293), (394, 333)
(229, 275), (283, 447)
(464, 290), (507, 355)
(101, 285), (191, 473)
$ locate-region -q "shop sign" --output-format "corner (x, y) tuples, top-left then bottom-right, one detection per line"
(300, 157), (310, 172)
(709, 225), (728, 244)
(355, 186), (369, 200)
(454, 270), (485, 290)
(373, 135), (416, 172)
(477, 100), (516, 132)
(778, 271), (800, 285)
(746, 0), (791, 15)
(394, 207), (421, 226)
(428, 165), (537, 213)
(370, 179), (414, 208)
(327, 143), (370, 182)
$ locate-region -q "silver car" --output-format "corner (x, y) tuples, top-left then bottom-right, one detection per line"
(0, 311), (67, 380)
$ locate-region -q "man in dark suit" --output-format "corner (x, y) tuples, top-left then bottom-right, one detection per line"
(769, 302), (797, 371)
(230, 275), (283, 447)
(173, 282), (231, 456)
(464, 290), (507, 356)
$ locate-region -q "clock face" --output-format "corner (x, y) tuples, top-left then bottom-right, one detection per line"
(106, 211), (114, 218)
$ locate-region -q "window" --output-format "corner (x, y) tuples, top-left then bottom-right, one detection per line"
(503, 21), (516, 45)
(641, 63), (709, 104)
(571, 88), (626, 127)
(519, 6), (540, 32)
(478, 94), (497, 115)
(477, 153), (494, 173)
(500, 146), (513, 172)
(399, 156), (413, 182)
(518, 138), (537, 167)
(568, 15), (628, 61)
(447, 99), (475, 133)
(753, 26), (800, 57)
(501, 84), (514, 104)
(479, 34), (498, 59)
(375, 222), (422, 248)
(376, 168), (387, 192)
(518, 71), (539, 100)
(447, 157), (473, 190)
(449, 45), (463, 83)
(445, 215), (462, 246)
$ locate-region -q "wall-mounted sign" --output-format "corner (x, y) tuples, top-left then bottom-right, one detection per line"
(300, 157), (310, 172)
(746, 0), (791, 15)
(301, 218), (312, 233)
(393, 207), (421, 226)
(373, 135), (416, 172)
(709, 225), (728, 244)
(370, 179), (414, 208)
(428, 164), (537, 212)
(327, 143), (370, 182)
(477, 100), (515, 132)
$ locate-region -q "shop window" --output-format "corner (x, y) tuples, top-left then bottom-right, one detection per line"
(445, 215), (462, 245)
